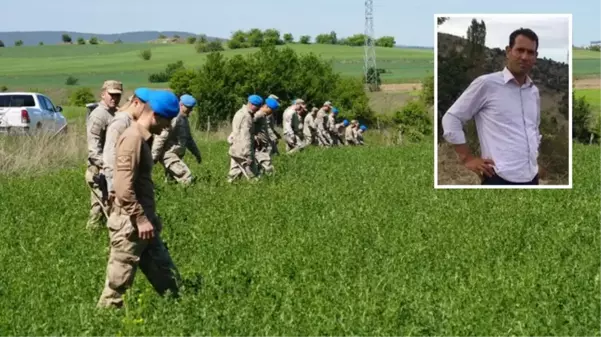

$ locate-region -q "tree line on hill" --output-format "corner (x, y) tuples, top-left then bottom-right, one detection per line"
(226, 29), (396, 49)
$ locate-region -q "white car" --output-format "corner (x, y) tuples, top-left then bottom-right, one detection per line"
(0, 92), (68, 135)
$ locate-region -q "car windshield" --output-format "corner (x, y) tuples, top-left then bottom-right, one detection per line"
(0, 95), (36, 107)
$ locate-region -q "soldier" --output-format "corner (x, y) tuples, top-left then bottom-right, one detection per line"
(346, 119), (359, 145)
(315, 101), (333, 147)
(253, 97), (280, 175)
(227, 94), (263, 183)
(266, 94), (282, 156)
(85, 80), (123, 229)
(357, 124), (367, 145)
(302, 107), (318, 147)
(336, 119), (350, 145)
(152, 94), (202, 185)
(97, 89), (182, 309)
(327, 107), (341, 146)
(103, 88), (152, 196)
(282, 98), (305, 154)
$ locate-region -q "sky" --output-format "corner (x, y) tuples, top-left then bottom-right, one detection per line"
(437, 15), (571, 62)
(0, 0), (599, 48)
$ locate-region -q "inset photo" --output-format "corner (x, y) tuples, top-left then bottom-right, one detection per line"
(434, 14), (572, 189)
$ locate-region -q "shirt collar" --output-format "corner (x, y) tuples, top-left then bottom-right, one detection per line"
(135, 121), (152, 141)
(502, 67), (533, 87)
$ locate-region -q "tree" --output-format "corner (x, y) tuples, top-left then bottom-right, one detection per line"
(299, 35), (311, 44)
(158, 34), (167, 39)
(89, 37), (99, 45)
(14, 40), (23, 46)
(437, 17), (449, 25)
(77, 37), (86, 45)
(61, 34), (72, 43)
(283, 33), (294, 43)
(376, 36), (396, 48)
(262, 29), (283, 46)
(187, 36), (197, 44)
(0, 40), (4, 47)
(228, 30), (248, 49)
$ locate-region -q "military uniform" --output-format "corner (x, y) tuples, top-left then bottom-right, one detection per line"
(228, 104), (256, 182)
(152, 114), (201, 185)
(103, 111), (134, 194)
(85, 80), (123, 229)
(253, 110), (274, 174)
(282, 105), (302, 153)
(315, 106), (332, 147)
(303, 109), (317, 146)
(345, 124), (358, 145)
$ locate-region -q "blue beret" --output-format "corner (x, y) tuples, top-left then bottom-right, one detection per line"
(180, 94), (197, 107)
(266, 97), (279, 110)
(332, 107), (339, 114)
(360, 125), (367, 131)
(343, 119), (349, 126)
(148, 90), (180, 119)
(248, 94), (263, 106)
(134, 87), (152, 102)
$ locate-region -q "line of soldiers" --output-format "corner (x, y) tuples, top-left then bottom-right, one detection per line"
(226, 94), (368, 183)
(84, 81), (369, 308)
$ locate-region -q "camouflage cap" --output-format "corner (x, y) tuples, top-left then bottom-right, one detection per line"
(268, 94), (280, 102)
(323, 101), (332, 106)
(311, 107), (318, 112)
(294, 98), (305, 105)
(102, 80), (123, 94)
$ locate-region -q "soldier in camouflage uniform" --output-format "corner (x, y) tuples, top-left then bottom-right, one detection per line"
(357, 124), (367, 145)
(282, 98), (305, 154)
(315, 101), (333, 147)
(345, 119), (360, 145)
(252, 97), (280, 175)
(266, 94), (282, 156)
(151, 94), (202, 185)
(227, 95), (263, 183)
(302, 107), (318, 147)
(103, 88), (152, 196)
(327, 107), (341, 146)
(85, 80), (123, 229)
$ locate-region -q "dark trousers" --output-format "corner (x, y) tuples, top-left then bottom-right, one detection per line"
(482, 174), (539, 185)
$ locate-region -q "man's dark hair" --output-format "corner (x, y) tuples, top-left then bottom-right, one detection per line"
(509, 28), (539, 51)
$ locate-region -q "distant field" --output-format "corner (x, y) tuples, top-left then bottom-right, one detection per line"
(0, 43), (433, 88)
(577, 88), (601, 109)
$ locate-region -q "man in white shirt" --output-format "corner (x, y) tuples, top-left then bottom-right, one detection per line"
(441, 28), (542, 185)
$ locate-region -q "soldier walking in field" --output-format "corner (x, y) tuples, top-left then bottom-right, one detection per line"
(315, 101), (333, 147)
(345, 119), (360, 145)
(96, 89), (182, 309)
(357, 124), (367, 145)
(85, 80), (123, 230)
(151, 94), (202, 185)
(103, 88), (152, 196)
(252, 97), (280, 175)
(302, 107), (318, 147)
(266, 94), (282, 156)
(282, 98), (305, 154)
(227, 94), (263, 183)
(327, 107), (341, 146)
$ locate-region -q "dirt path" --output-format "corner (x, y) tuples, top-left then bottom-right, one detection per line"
(574, 77), (600, 89)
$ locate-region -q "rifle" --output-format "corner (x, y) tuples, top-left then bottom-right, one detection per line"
(92, 173), (109, 206)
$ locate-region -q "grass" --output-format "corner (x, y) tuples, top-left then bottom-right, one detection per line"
(0, 43), (433, 88)
(0, 128), (598, 335)
(577, 89), (601, 109)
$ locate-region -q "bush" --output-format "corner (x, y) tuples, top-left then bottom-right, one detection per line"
(77, 37), (85, 45)
(69, 87), (95, 106)
(299, 35), (311, 44)
(195, 41), (224, 53)
(140, 49), (152, 60)
(393, 100), (432, 142)
(169, 45), (372, 130)
(148, 60), (185, 83)
(65, 76), (79, 85)
(0, 85), (8, 92)
(187, 36), (197, 44)
(420, 74), (434, 106)
(89, 37), (98, 45)
(573, 91), (594, 143)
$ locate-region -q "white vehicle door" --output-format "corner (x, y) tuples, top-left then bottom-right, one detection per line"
(37, 95), (56, 132)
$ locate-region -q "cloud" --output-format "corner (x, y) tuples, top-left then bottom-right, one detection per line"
(436, 15), (570, 61)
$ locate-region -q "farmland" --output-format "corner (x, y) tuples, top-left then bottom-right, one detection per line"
(0, 39), (600, 335)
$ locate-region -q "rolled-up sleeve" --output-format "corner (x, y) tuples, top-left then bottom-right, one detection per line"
(441, 76), (488, 144)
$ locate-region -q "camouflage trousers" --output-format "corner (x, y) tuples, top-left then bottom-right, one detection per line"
(228, 156), (256, 182)
(254, 145), (274, 175)
(85, 165), (106, 228)
(316, 129), (332, 147)
(269, 139), (280, 156)
(97, 209), (181, 308)
(159, 152), (194, 185)
(284, 133), (303, 153)
(303, 132), (316, 147)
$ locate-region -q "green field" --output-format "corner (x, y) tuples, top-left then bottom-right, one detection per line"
(0, 136), (599, 335)
(577, 88), (601, 109)
(0, 43), (433, 88)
